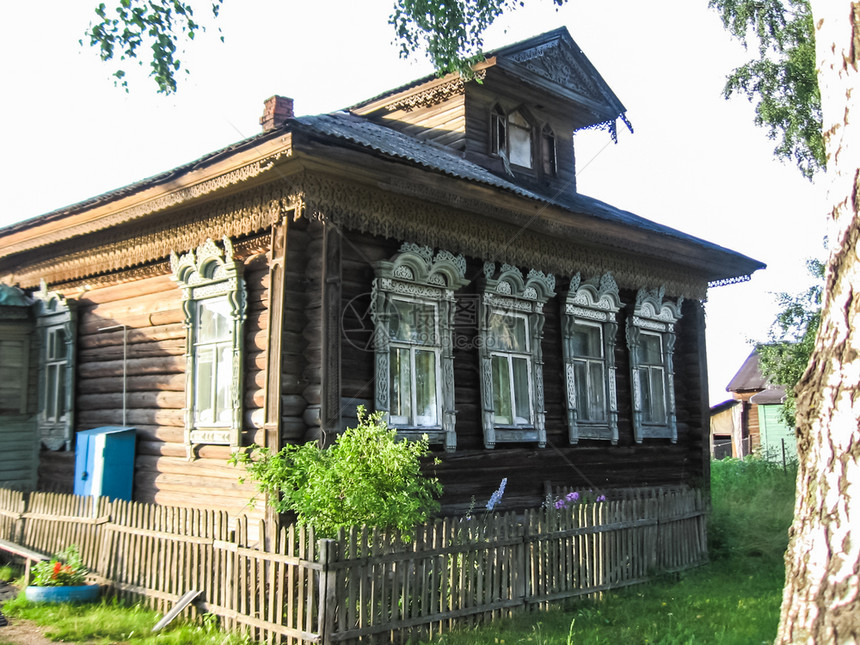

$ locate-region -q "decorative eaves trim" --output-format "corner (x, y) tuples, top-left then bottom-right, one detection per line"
(0, 143), (293, 261)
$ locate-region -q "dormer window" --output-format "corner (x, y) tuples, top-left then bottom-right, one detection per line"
(491, 105), (507, 158)
(490, 106), (534, 170)
(508, 110), (533, 168)
(541, 125), (557, 176)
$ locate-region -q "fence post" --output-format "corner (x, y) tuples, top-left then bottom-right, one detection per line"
(317, 538), (338, 645)
(515, 512), (529, 611)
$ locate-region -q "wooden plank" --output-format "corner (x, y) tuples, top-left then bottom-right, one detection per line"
(152, 589), (202, 632)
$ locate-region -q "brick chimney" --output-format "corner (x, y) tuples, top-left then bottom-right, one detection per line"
(260, 95), (294, 132)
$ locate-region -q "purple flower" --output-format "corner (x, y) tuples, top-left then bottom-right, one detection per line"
(554, 499), (565, 510)
(565, 491), (580, 503)
(486, 477), (508, 511)
(596, 495), (606, 502)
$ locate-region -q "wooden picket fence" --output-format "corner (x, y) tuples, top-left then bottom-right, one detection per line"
(0, 486), (707, 644)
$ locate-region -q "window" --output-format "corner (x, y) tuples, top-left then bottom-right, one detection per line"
(479, 263), (555, 448)
(508, 110), (533, 168)
(373, 244), (469, 452)
(33, 283), (77, 451)
(490, 106), (534, 170)
(491, 105), (507, 158)
(171, 237), (246, 457)
(562, 273), (622, 444)
(626, 287), (683, 443)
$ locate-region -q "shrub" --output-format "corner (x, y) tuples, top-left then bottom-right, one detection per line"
(231, 407), (442, 537)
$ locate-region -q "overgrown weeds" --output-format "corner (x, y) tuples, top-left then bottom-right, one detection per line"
(419, 457), (795, 645)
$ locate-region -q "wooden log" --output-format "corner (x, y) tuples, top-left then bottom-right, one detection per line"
(75, 275), (173, 306)
(77, 391), (185, 411)
(77, 373), (185, 393)
(128, 425), (185, 444)
(79, 309), (184, 335)
(76, 408), (185, 427)
(78, 340), (185, 363)
(78, 355), (185, 379)
(77, 323), (185, 349)
(282, 395), (305, 416)
(245, 389), (265, 410)
(134, 454), (244, 480)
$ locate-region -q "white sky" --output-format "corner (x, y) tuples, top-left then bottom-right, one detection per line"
(0, 0), (826, 405)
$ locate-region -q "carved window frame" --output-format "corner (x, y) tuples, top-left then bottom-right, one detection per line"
(171, 238), (247, 458)
(479, 263), (555, 449)
(490, 104), (507, 157)
(626, 287), (683, 443)
(372, 244), (469, 452)
(562, 273), (622, 445)
(33, 282), (77, 451)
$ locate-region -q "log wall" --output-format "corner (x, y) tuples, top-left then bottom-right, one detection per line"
(337, 230), (710, 514)
(42, 234), (271, 522)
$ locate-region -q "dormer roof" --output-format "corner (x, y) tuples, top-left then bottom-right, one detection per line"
(351, 27), (627, 135)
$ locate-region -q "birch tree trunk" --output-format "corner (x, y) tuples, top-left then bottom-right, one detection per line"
(775, 2), (860, 643)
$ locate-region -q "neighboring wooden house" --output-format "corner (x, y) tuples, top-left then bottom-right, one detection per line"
(722, 349), (795, 461)
(0, 28), (763, 521)
(708, 399), (739, 460)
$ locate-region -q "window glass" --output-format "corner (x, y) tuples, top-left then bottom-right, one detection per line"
(512, 357), (531, 424)
(492, 355), (513, 425)
(572, 323), (602, 358)
(415, 350), (438, 426)
(390, 347), (412, 422)
(389, 299), (436, 344)
(489, 312), (528, 352)
(640, 333), (663, 364)
(193, 296), (233, 427)
(508, 111), (532, 168)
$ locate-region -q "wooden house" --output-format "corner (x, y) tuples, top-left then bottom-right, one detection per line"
(0, 28), (763, 522)
(723, 350), (794, 461)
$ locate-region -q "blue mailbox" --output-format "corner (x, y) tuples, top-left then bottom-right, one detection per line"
(74, 426), (136, 500)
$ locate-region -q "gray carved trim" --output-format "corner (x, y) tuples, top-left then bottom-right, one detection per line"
(561, 273), (622, 445)
(373, 245), (470, 451)
(171, 237), (247, 459)
(7, 175), (710, 302)
(626, 287), (682, 444)
(479, 263), (554, 448)
(32, 281), (77, 451)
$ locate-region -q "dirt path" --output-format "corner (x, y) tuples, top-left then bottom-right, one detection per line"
(0, 582), (53, 645)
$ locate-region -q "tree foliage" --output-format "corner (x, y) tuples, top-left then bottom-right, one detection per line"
(85, 0), (566, 94)
(84, 0), (224, 94)
(709, 0), (824, 178)
(230, 408), (442, 538)
(757, 258), (823, 427)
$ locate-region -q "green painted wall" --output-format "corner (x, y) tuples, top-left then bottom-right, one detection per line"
(757, 404), (797, 465)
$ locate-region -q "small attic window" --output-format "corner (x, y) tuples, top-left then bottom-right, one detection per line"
(508, 110), (533, 168)
(491, 106), (507, 157)
(541, 125), (557, 176)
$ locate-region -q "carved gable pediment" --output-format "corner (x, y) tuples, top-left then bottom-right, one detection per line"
(505, 38), (606, 104)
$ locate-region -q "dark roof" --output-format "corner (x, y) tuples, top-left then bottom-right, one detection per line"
(710, 399), (739, 414)
(750, 386), (788, 405)
(293, 112), (762, 277)
(726, 350), (769, 392)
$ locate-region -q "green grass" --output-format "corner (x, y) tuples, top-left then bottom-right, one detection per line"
(0, 459), (796, 645)
(417, 458), (796, 645)
(0, 594), (253, 644)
